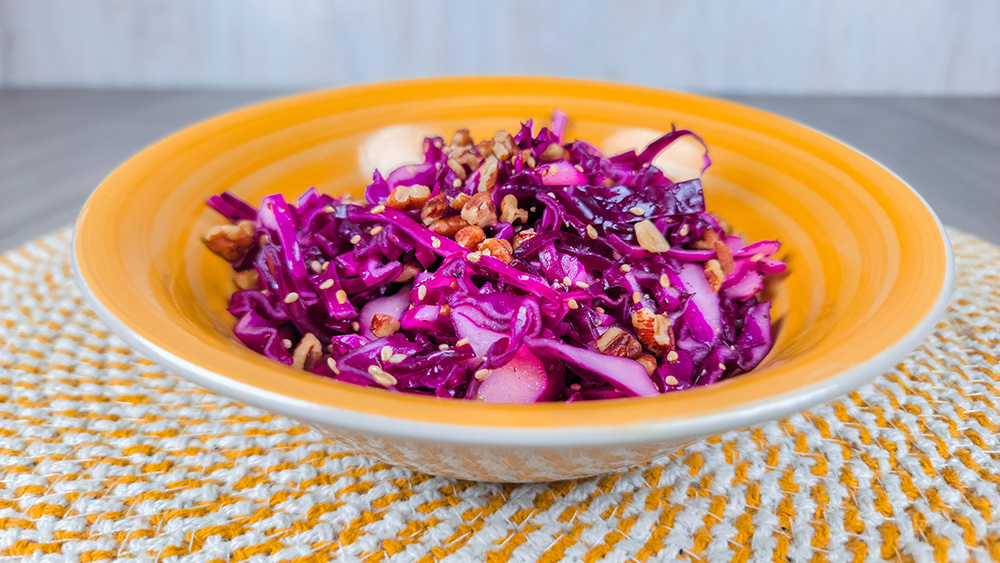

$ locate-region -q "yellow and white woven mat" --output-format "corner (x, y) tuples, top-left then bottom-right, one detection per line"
(1, 228), (999, 563)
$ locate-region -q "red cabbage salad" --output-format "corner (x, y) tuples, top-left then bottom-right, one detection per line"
(203, 111), (785, 403)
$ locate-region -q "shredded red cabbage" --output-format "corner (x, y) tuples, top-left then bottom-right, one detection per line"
(204, 112), (786, 402)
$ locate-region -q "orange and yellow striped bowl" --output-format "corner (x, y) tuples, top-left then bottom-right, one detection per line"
(73, 78), (952, 481)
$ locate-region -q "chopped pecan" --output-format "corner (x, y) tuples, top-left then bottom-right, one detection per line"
(385, 184), (431, 211)
(446, 157), (467, 180)
(451, 128), (474, 149)
(291, 333), (323, 370)
(539, 143), (569, 162)
(370, 313), (401, 338)
(518, 148), (536, 169)
(234, 269), (259, 290)
(595, 327), (642, 358)
(204, 220), (255, 261)
(492, 131), (516, 161)
(393, 261), (422, 283)
(475, 139), (495, 157)
(512, 228), (537, 250)
(450, 193), (471, 211)
(461, 192), (498, 227)
(455, 149), (484, 169)
(631, 308), (675, 356)
(634, 220), (671, 254)
(454, 225), (486, 249)
(499, 195), (529, 224)
(714, 241), (734, 274)
(691, 229), (720, 250)
(429, 215), (470, 237)
(704, 260), (724, 292)
(636, 354), (658, 376)
(477, 155), (499, 192)
(478, 238), (513, 263)
(420, 194), (449, 225)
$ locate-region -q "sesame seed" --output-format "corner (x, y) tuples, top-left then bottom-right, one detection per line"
(666, 351), (679, 362)
(620, 264), (632, 272)
(467, 252), (481, 263)
(474, 368), (492, 381)
(529, 206), (537, 213)
(679, 224), (690, 236)
(351, 321), (360, 331)
(319, 279), (335, 290)
(370, 225), (383, 235)
(452, 178), (462, 188)
(665, 375), (679, 386)
(389, 353), (406, 364)
(547, 191), (557, 199)
(282, 339), (293, 349)
(750, 253), (765, 262)
(718, 363), (727, 370)
(284, 292), (300, 304)
(660, 274), (671, 288)
(628, 206), (645, 216)
(380, 346), (393, 362)
(322, 261), (330, 272)
(335, 289), (347, 304)
(574, 164), (585, 172)
(559, 277), (570, 286)
(324, 205), (336, 213)
(438, 343), (450, 351)
(327, 357), (341, 375)
(259, 234), (270, 246)
(371, 204), (385, 214)
(596, 307), (606, 314)
(456, 337), (469, 347)
(310, 260), (323, 273)
(586, 224), (598, 239)
(431, 237), (441, 248)
(369, 365), (397, 386)
(567, 298), (579, 310)
(350, 234), (362, 244)
(632, 291), (642, 304)
(575, 281), (590, 289)
(569, 383), (582, 391)
(417, 285), (427, 300)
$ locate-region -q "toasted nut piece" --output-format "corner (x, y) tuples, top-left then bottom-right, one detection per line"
(477, 155), (499, 192)
(451, 128), (474, 149)
(478, 238), (513, 263)
(492, 131), (516, 161)
(455, 149), (484, 169)
(461, 192), (498, 227)
(446, 157), (467, 180)
(393, 261), (422, 283)
(714, 241), (735, 274)
(634, 220), (671, 253)
(499, 195), (529, 224)
(205, 220), (255, 261)
(475, 139), (495, 157)
(429, 216), (470, 237)
(385, 184), (431, 211)
(234, 269), (259, 290)
(704, 260), (725, 292)
(455, 226), (486, 249)
(450, 193), (471, 210)
(420, 194), (449, 225)
(539, 143), (570, 162)
(370, 313), (401, 337)
(636, 354), (658, 376)
(292, 333), (323, 370)
(512, 228), (537, 251)
(631, 308), (675, 356)
(595, 327), (643, 358)
(518, 148), (536, 168)
(691, 228), (720, 250)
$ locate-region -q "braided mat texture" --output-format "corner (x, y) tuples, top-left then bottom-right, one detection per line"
(0, 228), (998, 563)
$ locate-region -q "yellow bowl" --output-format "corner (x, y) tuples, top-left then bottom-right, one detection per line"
(72, 77), (952, 482)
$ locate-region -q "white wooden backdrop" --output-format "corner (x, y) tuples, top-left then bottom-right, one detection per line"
(0, 0), (998, 94)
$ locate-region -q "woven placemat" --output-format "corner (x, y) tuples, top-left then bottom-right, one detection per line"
(0, 228), (998, 563)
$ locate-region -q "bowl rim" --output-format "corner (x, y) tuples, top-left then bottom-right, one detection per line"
(72, 76), (954, 447)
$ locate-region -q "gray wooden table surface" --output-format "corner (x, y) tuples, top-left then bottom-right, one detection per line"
(1, 90), (997, 251)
